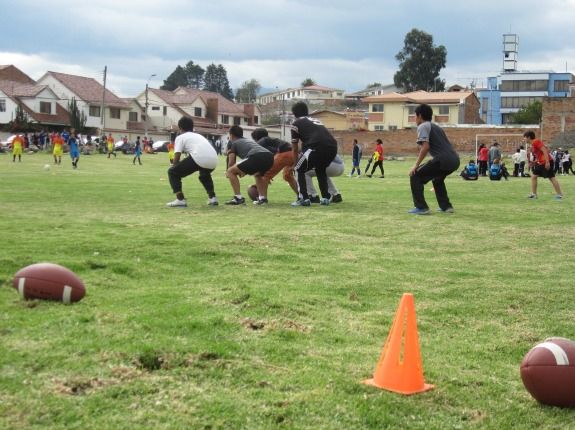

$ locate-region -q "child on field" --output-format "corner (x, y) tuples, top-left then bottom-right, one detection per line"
(460, 160), (478, 180)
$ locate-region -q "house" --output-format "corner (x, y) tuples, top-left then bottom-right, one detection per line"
(345, 83), (402, 102)
(37, 71), (130, 132)
(362, 90), (481, 131)
(0, 79), (70, 128)
(309, 109), (367, 131)
(0, 66), (70, 128)
(257, 85), (345, 106)
(136, 86), (261, 139)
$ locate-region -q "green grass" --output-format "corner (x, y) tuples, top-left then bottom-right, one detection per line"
(1, 151), (574, 429)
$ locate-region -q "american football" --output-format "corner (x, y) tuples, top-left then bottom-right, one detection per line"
(13, 263), (86, 304)
(247, 184), (258, 202)
(520, 337), (575, 407)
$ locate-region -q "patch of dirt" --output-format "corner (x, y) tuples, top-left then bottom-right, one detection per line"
(52, 366), (143, 395)
(240, 317), (310, 333)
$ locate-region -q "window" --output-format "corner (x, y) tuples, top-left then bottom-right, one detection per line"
(437, 106), (449, 115)
(407, 106), (416, 115)
(374, 125), (385, 131)
(151, 106), (160, 111)
(163, 106), (167, 116)
(253, 115), (259, 125)
(481, 97), (489, 114)
(554, 80), (569, 92)
(0, 99), (7, 112)
(194, 107), (202, 117)
(371, 104), (384, 113)
(233, 116), (241, 125)
(501, 96), (542, 108)
(222, 115), (229, 124)
(129, 111), (138, 122)
(89, 105), (101, 117)
(110, 108), (121, 119)
(39, 101), (51, 114)
(500, 80), (548, 92)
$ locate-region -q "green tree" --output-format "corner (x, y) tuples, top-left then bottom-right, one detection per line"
(8, 104), (30, 132)
(185, 61), (205, 89)
(67, 97), (87, 132)
(366, 82), (382, 88)
(203, 63), (234, 100)
(511, 100), (542, 124)
(160, 65), (188, 91)
(301, 78), (316, 87)
(394, 29), (447, 92)
(235, 79), (261, 103)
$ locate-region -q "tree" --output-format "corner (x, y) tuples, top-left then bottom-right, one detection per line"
(160, 65), (188, 91)
(511, 100), (542, 124)
(366, 82), (382, 88)
(8, 104), (30, 132)
(185, 61), (205, 89)
(301, 78), (316, 87)
(67, 97), (87, 132)
(393, 29), (447, 92)
(203, 63), (234, 100)
(235, 79), (261, 103)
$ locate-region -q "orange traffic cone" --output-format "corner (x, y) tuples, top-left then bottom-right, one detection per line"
(363, 293), (434, 395)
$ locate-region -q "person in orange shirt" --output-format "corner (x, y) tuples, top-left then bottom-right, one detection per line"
(52, 133), (64, 164)
(523, 131), (563, 200)
(12, 134), (24, 162)
(106, 133), (116, 158)
(168, 141), (175, 164)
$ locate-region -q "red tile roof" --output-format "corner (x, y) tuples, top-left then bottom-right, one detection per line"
(363, 90), (475, 104)
(42, 71), (129, 108)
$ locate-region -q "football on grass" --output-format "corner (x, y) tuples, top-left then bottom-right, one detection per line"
(13, 263), (86, 304)
(520, 337), (575, 407)
(247, 184), (258, 202)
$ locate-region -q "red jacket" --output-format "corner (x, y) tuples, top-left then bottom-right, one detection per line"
(478, 147), (488, 161)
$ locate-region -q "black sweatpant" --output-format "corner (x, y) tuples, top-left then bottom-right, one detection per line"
(370, 160), (384, 176)
(296, 146), (337, 199)
(410, 158), (458, 211)
(167, 156), (215, 198)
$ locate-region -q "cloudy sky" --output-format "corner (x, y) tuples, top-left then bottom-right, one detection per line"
(2, 0), (575, 97)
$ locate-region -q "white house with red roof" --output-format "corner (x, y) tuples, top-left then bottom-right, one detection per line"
(0, 66), (69, 127)
(257, 84), (345, 105)
(37, 71), (130, 132)
(135, 86), (262, 137)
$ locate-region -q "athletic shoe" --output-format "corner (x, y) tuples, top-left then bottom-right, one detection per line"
(253, 198), (268, 205)
(331, 194), (343, 203)
(320, 198), (330, 206)
(207, 197), (219, 206)
(527, 194), (537, 199)
(309, 195), (320, 203)
(555, 194), (564, 200)
(438, 207), (454, 213)
(291, 198), (311, 207)
(366, 174), (372, 178)
(379, 175), (385, 178)
(166, 199), (187, 207)
(225, 196), (245, 205)
(408, 207), (431, 215)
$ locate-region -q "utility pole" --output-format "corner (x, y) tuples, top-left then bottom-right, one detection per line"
(100, 66), (107, 136)
(144, 74), (156, 139)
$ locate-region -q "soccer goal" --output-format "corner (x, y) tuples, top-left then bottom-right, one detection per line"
(474, 133), (526, 161)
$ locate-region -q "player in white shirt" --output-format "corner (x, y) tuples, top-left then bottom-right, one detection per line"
(166, 117), (219, 207)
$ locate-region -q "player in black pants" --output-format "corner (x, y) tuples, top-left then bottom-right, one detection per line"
(290, 102), (338, 206)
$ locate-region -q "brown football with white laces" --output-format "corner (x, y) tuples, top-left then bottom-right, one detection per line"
(520, 337), (575, 407)
(13, 263), (86, 304)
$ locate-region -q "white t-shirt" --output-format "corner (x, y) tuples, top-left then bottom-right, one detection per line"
(174, 131), (218, 169)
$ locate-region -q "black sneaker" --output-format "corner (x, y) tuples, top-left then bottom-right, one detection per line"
(225, 196), (246, 205)
(309, 195), (320, 203)
(331, 194), (343, 203)
(253, 198), (268, 205)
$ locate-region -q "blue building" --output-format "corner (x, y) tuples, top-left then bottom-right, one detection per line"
(477, 34), (573, 124)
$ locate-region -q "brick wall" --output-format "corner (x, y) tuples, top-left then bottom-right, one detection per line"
(541, 97), (575, 147)
(333, 126), (531, 156)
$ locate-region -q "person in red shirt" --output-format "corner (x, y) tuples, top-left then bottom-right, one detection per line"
(477, 143), (489, 176)
(523, 131), (563, 200)
(366, 139), (385, 178)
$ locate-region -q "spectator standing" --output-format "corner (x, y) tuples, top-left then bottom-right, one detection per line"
(477, 143), (489, 176)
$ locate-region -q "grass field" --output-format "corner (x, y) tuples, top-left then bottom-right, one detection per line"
(1, 150), (574, 429)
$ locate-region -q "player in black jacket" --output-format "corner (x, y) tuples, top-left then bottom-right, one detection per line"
(290, 102), (338, 206)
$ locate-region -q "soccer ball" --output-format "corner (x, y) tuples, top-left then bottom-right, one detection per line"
(43, 164), (51, 171)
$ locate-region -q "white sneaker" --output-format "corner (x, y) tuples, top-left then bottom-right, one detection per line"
(166, 199), (187, 207)
(207, 197), (219, 206)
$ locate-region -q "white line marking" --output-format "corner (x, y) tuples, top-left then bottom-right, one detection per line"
(62, 285), (72, 304)
(18, 278), (25, 298)
(535, 342), (570, 365)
